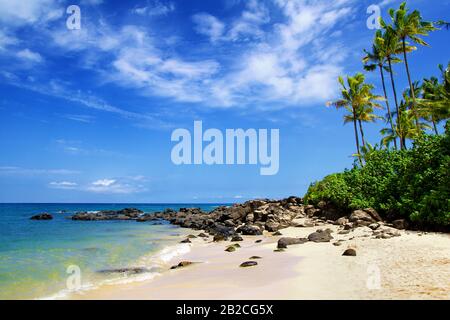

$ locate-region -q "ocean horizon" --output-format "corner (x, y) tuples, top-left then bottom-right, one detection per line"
(0, 203), (226, 300)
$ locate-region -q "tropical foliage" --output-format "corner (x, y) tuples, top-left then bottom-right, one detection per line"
(312, 2), (450, 229)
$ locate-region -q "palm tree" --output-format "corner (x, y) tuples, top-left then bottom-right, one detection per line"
(387, 2), (437, 128)
(418, 63), (450, 132)
(357, 102), (384, 148)
(420, 77), (441, 134)
(328, 73), (383, 166)
(376, 27), (411, 149)
(363, 29), (398, 149)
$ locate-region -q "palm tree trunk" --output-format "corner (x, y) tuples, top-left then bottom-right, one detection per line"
(379, 65), (398, 150)
(387, 57), (404, 150)
(402, 38), (420, 130)
(352, 108), (363, 167)
(358, 119), (366, 148)
(432, 117), (439, 135)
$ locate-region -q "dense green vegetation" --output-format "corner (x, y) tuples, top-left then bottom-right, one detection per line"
(305, 2), (449, 230)
(305, 124), (449, 228)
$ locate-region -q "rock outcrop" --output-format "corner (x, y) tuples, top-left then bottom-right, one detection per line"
(30, 213), (53, 220)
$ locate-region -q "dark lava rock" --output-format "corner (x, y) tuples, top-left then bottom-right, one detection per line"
(180, 238), (191, 243)
(255, 239), (263, 243)
(170, 261), (194, 270)
(307, 229), (333, 243)
(392, 219), (409, 230)
(240, 261), (258, 268)
(249, 256), (262, 260)
(236, 224), (263, 236)
(72, 208), (144, 221)
(97, 267), (149, 274)
(30, 213), (53, 220)
(225, 245), (236, 252)
(198, 233), (209, 238)
(213, 234), (227, 242)
(231, 235), (243, 242)
(342, 248), (357, 256)
(277, 237), (308, 249)
(136, 214), (159, 222)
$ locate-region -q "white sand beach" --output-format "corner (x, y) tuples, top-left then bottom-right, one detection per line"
(71, 222), (450, 300)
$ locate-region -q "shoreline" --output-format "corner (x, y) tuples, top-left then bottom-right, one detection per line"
(69, 221), (450, 300)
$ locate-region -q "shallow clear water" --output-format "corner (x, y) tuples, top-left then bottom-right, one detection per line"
(0, 203), (222, 299)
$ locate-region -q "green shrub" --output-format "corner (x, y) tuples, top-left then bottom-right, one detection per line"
(304, 125), (450, 229)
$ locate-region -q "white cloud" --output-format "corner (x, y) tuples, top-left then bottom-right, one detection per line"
(1, 0), (356, 112)
(133, 1), (175, 16)
(49, 181), (78, 189)
(0, 29), (18, 50)
(92, 179), (116, 187)
(16, 49), (43, 63)
(87, 178), (146, 194)
(0, 166), (80, 175)
(193, 0), (270, 43)
(0, 0), (63, 26)
(192, 13), (225, 42)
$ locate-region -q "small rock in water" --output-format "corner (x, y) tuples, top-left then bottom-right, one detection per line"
(240, 261), (258, 268)
(232, 243), (241, 248)
(249, 256), (262, 260)
(187, 234), (197, 238)
(98, 267), (148, 274)
(273, 231), (283, 236)
(342, 248), (357, 256)
(30, 213), (53, 220)
(197, 233), (208, 238)
(255, 239), (262, 243)
(180, 238), (191, 243)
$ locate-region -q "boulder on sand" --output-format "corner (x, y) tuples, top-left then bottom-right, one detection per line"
(277, 237), (308, 248)
(240, 261), (258, 268)
(236, 224), (263, 236)
(307, 229), (333, 243)
(342, 248), (357, 256)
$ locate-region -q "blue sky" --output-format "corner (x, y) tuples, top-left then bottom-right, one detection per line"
(0, 0), (449, 203)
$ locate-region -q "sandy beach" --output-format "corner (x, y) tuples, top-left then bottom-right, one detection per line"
(71, 221), (450, 300)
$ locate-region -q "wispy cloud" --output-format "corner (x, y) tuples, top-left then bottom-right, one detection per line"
(16, 49), (43, 63)
(0, 0), (357, 112)
(0, 166), (80, 176)
(49, 181), (78, 189)
(60, 114), (95, 123)
(86, 177), (147, 194)
(133, 1), (175, 16)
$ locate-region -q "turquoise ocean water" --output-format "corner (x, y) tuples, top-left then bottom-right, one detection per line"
(0, 203), (221, 300)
